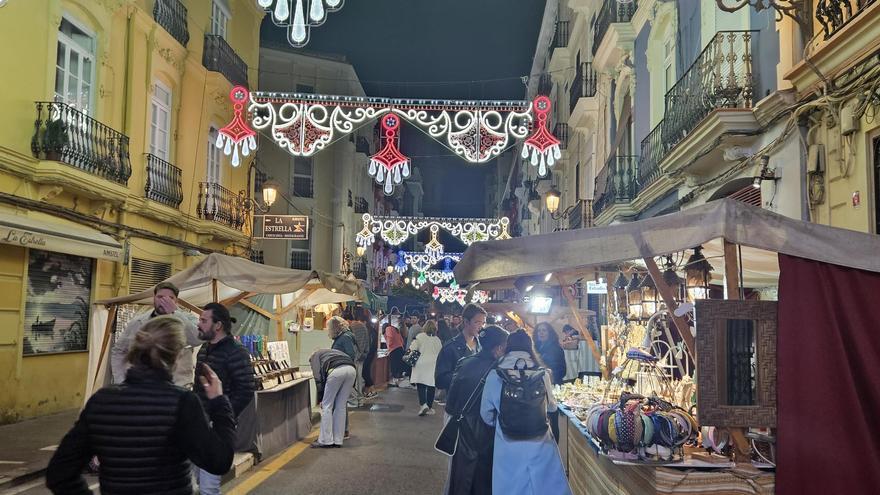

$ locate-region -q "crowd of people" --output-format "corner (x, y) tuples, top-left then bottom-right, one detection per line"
(46, 284), (577, 494)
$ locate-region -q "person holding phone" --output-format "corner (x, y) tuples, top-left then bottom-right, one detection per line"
(47, 316), (236, 494)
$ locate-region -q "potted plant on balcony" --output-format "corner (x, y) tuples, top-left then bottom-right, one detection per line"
(42, 118), (68, 161)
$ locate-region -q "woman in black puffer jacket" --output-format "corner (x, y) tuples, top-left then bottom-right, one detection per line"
(46, 315), (235, 495)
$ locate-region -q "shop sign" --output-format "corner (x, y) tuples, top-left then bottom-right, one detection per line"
(0, 226), (123, 262)
(586, 281), (608, 294)
(257, 215), (309, 240)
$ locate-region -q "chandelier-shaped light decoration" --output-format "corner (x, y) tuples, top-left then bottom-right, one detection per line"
(394, 249), (407, 276)
(399, 251), (462, 274)
(216, 86), (257, 167)
(433, 287), (489, 307)
(424, 225), (444, 259)
(355, 214), (510, 249)
(218, 90), (560, 193)
(369, 114), (411, 194)
(522, 95), (562, 177)
(257, 0), (345, 48)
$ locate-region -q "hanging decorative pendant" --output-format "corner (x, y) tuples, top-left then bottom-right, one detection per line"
(369, 114), (411, 195)
(522, 95), (562, 177)
(259, 0), (345, 48)
(424, 225), (444, 259)
(216, 86), (257, 167)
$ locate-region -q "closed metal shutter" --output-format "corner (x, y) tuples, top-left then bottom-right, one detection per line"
(23, 249), (94, 355)
(129, 258), (172, 295)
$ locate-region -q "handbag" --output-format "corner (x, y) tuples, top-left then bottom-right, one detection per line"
(402, 349), (421, 368)
(434, 360), (497, 456)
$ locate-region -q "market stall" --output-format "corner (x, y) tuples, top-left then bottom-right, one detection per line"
(86, 253), (363, 460)
(454, 199), (880, 495)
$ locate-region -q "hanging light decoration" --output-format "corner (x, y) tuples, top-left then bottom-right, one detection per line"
(394, 250), (407, 275)
(640, 273), (659, 316)
(258, 0), (345, 48)
(627, 272), (643, 320)
(613, 271), (629, 317)
(424, 225), (444, 259)
(522, 95), (562, 176)
(685, 246), (714, 302)
(369, 114), (411, 195)
(662, 255), (684, 304)
(215, 87), (257, 167)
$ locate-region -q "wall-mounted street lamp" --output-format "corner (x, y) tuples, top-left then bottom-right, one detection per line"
(261, 180), (280, 207)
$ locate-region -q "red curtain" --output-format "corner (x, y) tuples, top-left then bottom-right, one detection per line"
(777, 255), (880, 494)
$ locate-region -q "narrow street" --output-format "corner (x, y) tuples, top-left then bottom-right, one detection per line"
(227, 386), (447, 495)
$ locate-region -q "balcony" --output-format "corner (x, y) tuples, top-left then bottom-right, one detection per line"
(203, 34), (248, 87)
(354, 196), (369, 214)
(553, 20), (571, 49)
(818, 0), (877, 39)
(568, 199), (594, 230)
(662, 31), (755, 152)
(636, 121), (665, 195)
(197, 182), (247, 230)
(290, 251), (311, 271)
(356, 136), (372, 154)
(249, 249), (265, 264)
(31, 102), (132, 185)
(153, 0), (189, 47)
(592, 155), (638, 218)
(537, 73), (553, 96)
(144, 154), (184, 208)
(569, 62), (598, 115)
(352, 259), (368, 280)
(592, 0), (637, 56)
(554, 123), (569, 150)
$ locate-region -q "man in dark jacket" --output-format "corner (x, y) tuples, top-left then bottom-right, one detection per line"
(444, 325), (509, 495)
(194, 303), (255, 494)
(435, 304), (486, 394)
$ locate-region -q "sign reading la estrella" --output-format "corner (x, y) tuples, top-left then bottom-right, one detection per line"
(259, 215), (309, 240)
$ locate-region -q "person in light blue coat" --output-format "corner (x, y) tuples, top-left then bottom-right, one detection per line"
(480, 330), (572, 495)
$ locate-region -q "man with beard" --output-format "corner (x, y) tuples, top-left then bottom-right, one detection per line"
(111, 282), (199, 387)
(193, 303), (255, 494)
(443, 326), (509, 495)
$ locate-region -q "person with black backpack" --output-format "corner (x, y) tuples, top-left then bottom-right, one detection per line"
(479, 330), (571, 495)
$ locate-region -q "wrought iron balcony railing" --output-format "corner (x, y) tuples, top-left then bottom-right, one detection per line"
(537, 73), (554, 96)
(153, 0), (189, 47)
(569, 62), (598, 113)
(197, 182), (247, 230)
(356, 136), (371, 154)
(290, 250), (311, 271)
(592, 0), (637, 56)
(145, 154), (184, 208)
(31, 102), (132, 185)
(249, 249), (265, 264)
(203, 34), (248, 87)
(636, 121), (665, 194)
(554, 20), (570, 49)
(352, 259), (368, 280)
(817, 0), (877, 39)
(554, 123), (569, 150)
(354, 196), (369, 214)
(568, 199), (594, 230)
(662, 31), (755, 150)
(592, 155), (638, 218)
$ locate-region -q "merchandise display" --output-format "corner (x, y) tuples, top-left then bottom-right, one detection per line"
(238, 336), (307, 391)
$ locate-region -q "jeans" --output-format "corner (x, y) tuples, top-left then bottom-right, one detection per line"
(318, 366), (357, 446)
(416, 383), (435, 408)
(197, 467), (221, 495)
(351, 361), (365, 401)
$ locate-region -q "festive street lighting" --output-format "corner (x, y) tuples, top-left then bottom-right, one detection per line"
(544, 185), (561, 214)
(627, 272), (643, 320)
(685, 246), (714, 301)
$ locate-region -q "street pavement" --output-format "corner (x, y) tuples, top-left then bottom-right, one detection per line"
(226, 384), (448, 494)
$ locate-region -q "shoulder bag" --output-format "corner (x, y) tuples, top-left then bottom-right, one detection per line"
(434, 360), (496, 456)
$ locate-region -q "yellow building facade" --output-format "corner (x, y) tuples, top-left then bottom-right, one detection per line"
(0, 0), (263, 423)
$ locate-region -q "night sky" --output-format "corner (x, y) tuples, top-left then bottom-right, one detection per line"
(260, 0), (547, 232)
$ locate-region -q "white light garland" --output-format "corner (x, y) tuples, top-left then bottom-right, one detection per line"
(355, 214), (511, 249)
(258, 0), (344, 48)
(432, 287), (490, 307)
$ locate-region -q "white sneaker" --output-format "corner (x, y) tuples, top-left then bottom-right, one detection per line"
(418, 404), (428, 416)
(426, 408), (436, 416)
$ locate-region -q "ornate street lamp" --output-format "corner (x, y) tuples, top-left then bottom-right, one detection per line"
(627, 272), (643, 320)
(261, 180), (280, 207)
(685, 246), (714, 301)
(544, 185), (561, 214)
(613, 271), (629, 317)
(662, 255), (684, 304)
(356, 245), (366, 257)
(640, 273), (658, 316)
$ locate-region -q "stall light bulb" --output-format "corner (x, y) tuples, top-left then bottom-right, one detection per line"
(544, 272), (553, 282)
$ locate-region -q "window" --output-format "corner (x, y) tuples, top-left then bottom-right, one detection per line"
(207, 127), (222, 184)
(292, 158), (313, 198)
(23, 250), (93, 355)
(150, 82), (172, 160)
(129, 258), (172, 294)
(290, 246), (311, 270)
(55, 17), (95, 113)
(296, 84), (315, 94)
(664, 38), (675, 93)
(211, 0), (230, 38)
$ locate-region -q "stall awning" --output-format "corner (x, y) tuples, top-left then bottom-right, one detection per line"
(0, 211), (123, 262)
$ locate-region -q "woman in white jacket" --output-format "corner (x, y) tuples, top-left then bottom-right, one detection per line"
(408, 320), (443, 416)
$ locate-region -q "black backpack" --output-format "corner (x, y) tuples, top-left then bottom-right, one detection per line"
(496, 358), (549, 439)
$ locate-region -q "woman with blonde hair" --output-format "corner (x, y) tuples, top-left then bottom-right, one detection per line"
(409, 319), (443, 416)
(328, 315), (358, 361)
(47, 315), (235, 494)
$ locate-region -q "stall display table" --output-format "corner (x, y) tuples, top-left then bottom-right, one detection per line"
(237, 377), (313, 461)
(558, 407), (775, 495)
(563, 340), (599, 381)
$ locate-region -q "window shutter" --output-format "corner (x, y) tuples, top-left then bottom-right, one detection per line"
(129, 258), (172, 295)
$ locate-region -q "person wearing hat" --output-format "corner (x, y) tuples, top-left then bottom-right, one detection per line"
(443, 325), (509, 495)
(111, 281), (200, 388)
